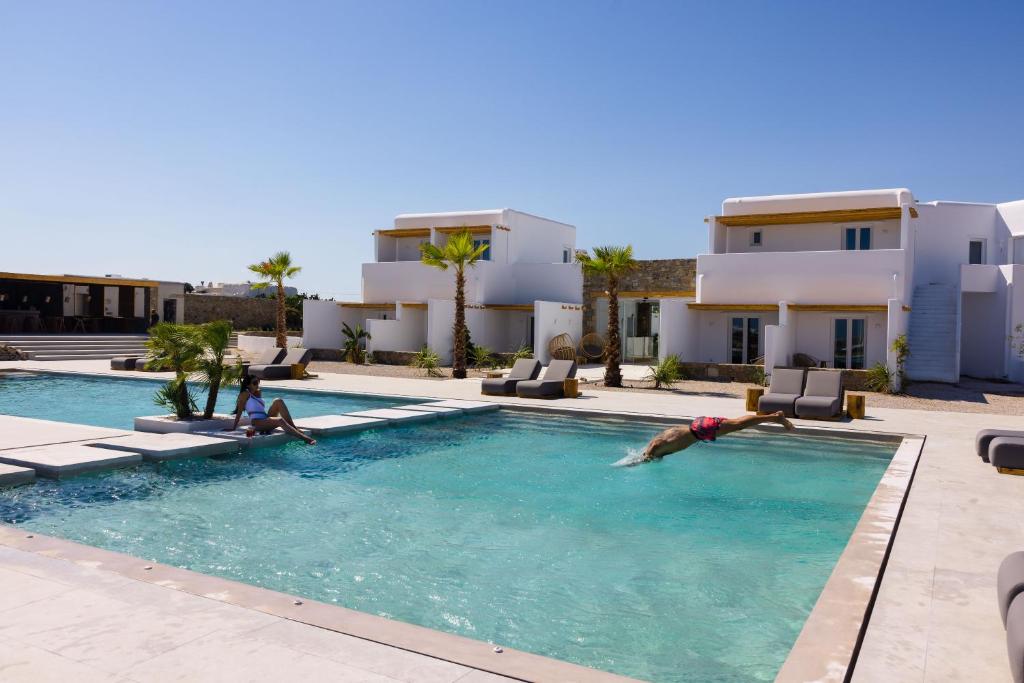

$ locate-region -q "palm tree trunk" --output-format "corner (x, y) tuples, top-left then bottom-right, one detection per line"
(605, 275), (623, 387)
(176, 372), (192, 419)
(275, 277), (286, 348)
(453, 268), (467, 379)
(203, 364), (221, 419)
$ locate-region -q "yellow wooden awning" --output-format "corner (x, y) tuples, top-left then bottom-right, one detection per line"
(710, 206), (917, 227)
(0, 271), (159, 289)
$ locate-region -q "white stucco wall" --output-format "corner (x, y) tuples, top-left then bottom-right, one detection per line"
(534, 301), (582, 364)
(724, 219), (901, 254)
(912, 203), (1001, 286)
(657, 298), (695, 361)
(238, 334), (302, 352)
(367, 305), (427, 354)
(692, 310), (779, 363)
(302, 299), (345, 349)
(506, 210), (575, 264)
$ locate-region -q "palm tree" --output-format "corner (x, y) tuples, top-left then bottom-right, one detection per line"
(342, 322), (371, 363)
(146, 322), (203, 419)
(248, 251), (301, 348)
(194, 320), (243, 419)
(420, 229), (488, 379)
(577, 245), (637, 387)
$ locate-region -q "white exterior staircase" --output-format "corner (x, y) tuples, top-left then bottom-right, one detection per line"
(0, 334), (150, 361)
(905, 284), (959, 383)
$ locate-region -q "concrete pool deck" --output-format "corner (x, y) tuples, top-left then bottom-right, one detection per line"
(2, 359), (1023, 681)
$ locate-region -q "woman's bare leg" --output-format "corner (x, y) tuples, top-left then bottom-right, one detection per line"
(717, 411), (794, 437)
(268, 399), (299, 429)
(252, 417), (316, 445)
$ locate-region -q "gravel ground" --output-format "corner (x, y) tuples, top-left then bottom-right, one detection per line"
(308, 360), (1024, 416)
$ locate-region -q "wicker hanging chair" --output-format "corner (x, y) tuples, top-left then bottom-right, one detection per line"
(578, 333), (606, 361)
(547, 332), (577, 361)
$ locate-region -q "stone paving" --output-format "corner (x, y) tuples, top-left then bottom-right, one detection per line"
(1, 359), (1023, 681)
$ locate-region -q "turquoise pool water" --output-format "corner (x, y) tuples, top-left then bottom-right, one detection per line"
(0, 374), (896, 681)
(0, 371), (413, 428)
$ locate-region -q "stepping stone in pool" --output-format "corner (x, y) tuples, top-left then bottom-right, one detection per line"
(87, 432), (240, 462)
(399, 404), (464, 417)
(419, 399), (500, 414)
(292, 415), (386, 436)
(345, 408), (440, 424)
(0, 463), (35, 488)
(200, 429), (293, 450)
(0, 444), (142, 479)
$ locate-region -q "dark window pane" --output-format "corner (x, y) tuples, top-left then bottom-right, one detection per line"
(746, 318), (759, 363)
(731, 318), (743, 364)
(845, 228), (856, 250)
(860, 228), (872, 250)
(834, 319), (848, 368)
(969, 241), (983, 264)
(851, 319), (866, 369)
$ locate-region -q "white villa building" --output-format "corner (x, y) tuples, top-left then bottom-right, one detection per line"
(655, 188), (1024, 384)
(303, 209), (583, 363)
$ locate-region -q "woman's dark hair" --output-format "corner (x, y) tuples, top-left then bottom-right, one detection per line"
(234, 375), (258, 415)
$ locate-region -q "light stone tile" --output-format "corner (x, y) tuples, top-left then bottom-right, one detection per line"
(126, 628), (402, 682)
(455, 671), (519, 682)
(0, 443), (141, 479)
(251, 619), (471, 683)
(0, 639), (118, 682)
(0, 566), (76, 612)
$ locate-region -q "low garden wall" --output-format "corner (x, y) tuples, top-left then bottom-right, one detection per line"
(680, 362), (871, 391)
(237, 334), (303, 354)
(184, 294), (277, 329)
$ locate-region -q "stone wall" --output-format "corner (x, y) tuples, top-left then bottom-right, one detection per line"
(583, 258), (697, 335)
(184, 294), (277, 329)
(0, 345), (26, 361)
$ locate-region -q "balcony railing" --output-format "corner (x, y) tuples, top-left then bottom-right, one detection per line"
(697, 248), (906, 305)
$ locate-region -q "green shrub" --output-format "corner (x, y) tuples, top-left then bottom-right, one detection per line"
(645, 354), (681, 389)
(891, 334), (910, 392)
(864, 362), (894, 393)
(470, 345), (495, 369)
(411, 346), (443, 377)
(510, 345), (533, 364)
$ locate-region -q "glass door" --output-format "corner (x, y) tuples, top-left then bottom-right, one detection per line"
(620, 300), (659, 362)
(833, 318), (866, 369)
(730, 317), (761, 364)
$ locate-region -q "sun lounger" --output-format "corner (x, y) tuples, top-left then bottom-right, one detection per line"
(242, 347), (287, 376)
(1008, 595), (1024, 683)
(989, 437), (1024, 474)
(249, 348), (312, 380)
(794, 370), (844, 419)
(976, 429), (1024, 463)
(1000, 552), (1024, 683)
(758, 367), (806, 417)
(481, 358), (542, 396)
(515, 360), (576, 399)
(110, 356), (139, 371)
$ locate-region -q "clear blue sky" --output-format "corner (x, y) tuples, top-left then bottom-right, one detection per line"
(2, 1), (1022, 299)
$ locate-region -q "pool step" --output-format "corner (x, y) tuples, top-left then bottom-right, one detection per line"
(0, 444), (142, 479)
(88, 433), (239, 462)
(293, 415), (386, 435)
(0, 463), (35, 488)
(418, 399), (500, 414)
(346, 408), (440, 425)
(202, 429), (293, 450)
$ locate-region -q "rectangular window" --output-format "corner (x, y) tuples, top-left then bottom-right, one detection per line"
(969, 240), (985, 265)
(730, 317), (761, 363)
(750, 230), (762, 247)
(563, 248), (571, 263)
(844, 227), (872, 251)
(473, 239), (491, 261)
(833, 318), (866, 369)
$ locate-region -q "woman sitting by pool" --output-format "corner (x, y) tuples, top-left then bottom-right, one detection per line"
(226, 375), (316, 445)
(626, 411), (794, 465)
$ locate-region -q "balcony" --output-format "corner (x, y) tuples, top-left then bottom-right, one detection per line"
(697, 249), (907, 305)
(960, 264), (1000, 293)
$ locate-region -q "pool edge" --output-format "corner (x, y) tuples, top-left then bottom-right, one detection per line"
(0, 523), (641, 683)
(775, 435), (924, 682)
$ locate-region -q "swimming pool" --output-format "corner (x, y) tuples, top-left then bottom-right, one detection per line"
(0, 375), (897, 682)
(0, 371), (414, 429)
